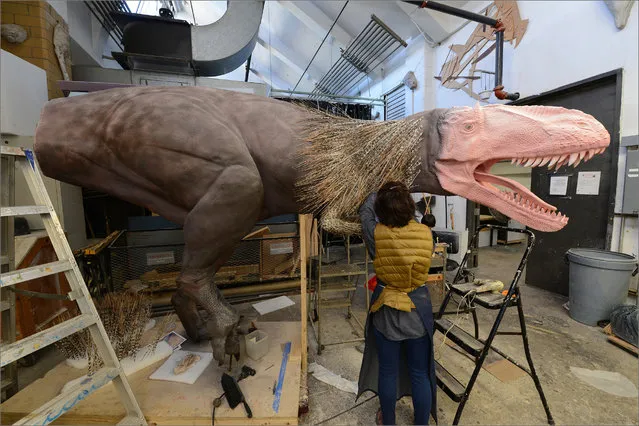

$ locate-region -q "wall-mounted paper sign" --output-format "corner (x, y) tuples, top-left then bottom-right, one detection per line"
(576, 171), (601, 195)
(549, 176), (569, 196)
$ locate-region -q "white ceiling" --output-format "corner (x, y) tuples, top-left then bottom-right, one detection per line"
(124, 0), (490, 95)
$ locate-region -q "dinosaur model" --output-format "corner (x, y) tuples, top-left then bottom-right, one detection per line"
(34, 86), (610, 361)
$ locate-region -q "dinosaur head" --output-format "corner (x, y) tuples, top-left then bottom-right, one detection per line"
(434, 104), (610, 232)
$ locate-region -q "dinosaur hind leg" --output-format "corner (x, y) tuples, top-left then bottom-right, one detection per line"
(172, 164), (263, 362)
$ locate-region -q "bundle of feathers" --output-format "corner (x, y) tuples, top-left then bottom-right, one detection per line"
(295, 110), (423, 235)
(54, 293), (170, 374)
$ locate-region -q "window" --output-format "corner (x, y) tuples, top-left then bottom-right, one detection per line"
(384, 85), (406, 120)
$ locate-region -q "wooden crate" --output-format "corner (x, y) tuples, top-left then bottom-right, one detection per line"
(260, 232), (299, 280)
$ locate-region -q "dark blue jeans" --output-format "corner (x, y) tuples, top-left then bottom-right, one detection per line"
(373, 326), (432, 425)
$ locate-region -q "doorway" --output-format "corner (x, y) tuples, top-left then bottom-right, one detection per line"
(513, 70), (622, 296)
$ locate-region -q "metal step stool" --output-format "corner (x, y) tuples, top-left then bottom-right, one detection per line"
(434, 224), (554, 425)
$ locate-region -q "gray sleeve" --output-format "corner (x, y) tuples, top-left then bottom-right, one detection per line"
(359, 193), (377, 259)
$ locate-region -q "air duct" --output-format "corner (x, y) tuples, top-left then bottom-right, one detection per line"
(192, 1), (264, 76)
(111, 0), (264, 77)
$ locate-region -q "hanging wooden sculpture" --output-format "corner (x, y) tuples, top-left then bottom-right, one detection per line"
(436, 1), (528, 101)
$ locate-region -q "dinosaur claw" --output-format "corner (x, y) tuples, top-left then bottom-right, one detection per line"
(173, 277), (242, 364)
(224, 328), (241, 358)
(212, 337), (227, 363)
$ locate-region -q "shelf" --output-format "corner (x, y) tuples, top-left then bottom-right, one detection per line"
(320, 263), (367, 278)
(320, 280), (358, 293)
(320, 299), (352, 309)
(1, 377), (16, 390)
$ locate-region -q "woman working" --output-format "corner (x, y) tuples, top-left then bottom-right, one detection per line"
(356, 181), (437, 425)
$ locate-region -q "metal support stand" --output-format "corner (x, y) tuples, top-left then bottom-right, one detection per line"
(434, 225), (553, 425)
(402, 0), (520, 101)
(309, 227), (369, 355)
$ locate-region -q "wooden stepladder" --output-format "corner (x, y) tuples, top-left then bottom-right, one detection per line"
(0, 146), (146, 425)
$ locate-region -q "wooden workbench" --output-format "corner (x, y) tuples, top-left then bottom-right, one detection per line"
(1, 321), (302, 425)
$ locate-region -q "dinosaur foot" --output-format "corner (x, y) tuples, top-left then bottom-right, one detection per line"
(172, 281), (251, 364)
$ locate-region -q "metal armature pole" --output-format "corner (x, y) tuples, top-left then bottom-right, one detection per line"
(402, 0), (519, 101)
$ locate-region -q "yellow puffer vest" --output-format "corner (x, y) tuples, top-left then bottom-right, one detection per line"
(371, 221), (433, 313)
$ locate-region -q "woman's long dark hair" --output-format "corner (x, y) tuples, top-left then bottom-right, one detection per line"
(374, 181), (416, 228)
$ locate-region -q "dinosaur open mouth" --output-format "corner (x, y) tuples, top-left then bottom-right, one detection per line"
(473, 147), (606, 227)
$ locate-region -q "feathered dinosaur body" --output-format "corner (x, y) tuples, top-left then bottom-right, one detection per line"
(34, 86), (609, 361)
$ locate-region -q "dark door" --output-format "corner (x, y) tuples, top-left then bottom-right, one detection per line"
(516, 72), (621, 295)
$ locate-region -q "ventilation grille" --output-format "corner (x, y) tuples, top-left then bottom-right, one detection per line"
(85, 1), (131, 50)
(384, 85), (406, 120)
(310, 15), (407, 101)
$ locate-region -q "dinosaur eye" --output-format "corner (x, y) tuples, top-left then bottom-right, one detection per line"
(464, 123), (474, 131)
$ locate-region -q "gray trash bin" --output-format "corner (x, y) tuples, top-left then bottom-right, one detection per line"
(566, 248), (638, 326)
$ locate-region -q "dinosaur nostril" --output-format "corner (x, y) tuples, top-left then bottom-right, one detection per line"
(576, 120), (590, 129)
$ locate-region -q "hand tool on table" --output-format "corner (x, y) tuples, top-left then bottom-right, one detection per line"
(221, 373), (253, 419)
(272, 341), (292, 413)
(212, 365), (256, 425)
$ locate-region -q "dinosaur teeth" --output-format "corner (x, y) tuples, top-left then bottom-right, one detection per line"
(555, 157), (568, 170)
(512, 148), (607, 171)
(503, 188), (567, 221)
(568, 152), (579, 166)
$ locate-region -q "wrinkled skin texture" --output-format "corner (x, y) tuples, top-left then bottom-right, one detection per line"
(34, 87), (609, 361)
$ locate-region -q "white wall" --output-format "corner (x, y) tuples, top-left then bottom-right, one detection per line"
(0, 51), (48, 136)
(66, 1), (107, 67)
(48, 0), (68, 22)
(1, 51), (87, 249)
(433, 1), (638, 257)
(357, 36), (432, 120)
(47, 0), (121, 69)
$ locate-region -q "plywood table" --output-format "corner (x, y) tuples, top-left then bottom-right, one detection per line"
(1, 321), (301, 425)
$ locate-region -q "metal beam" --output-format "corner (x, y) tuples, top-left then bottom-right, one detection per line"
(401, 0), (498, 26)
(278, 0), (353, 47)
(256, 33), (321, 83)
(395, 0), (441, 46)
(270, 89), (384, 104)
(249, 68), (284, 90)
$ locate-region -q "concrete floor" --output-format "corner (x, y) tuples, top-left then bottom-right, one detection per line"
(299, 244), (638, 425)
(11, 245), (639, 425)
